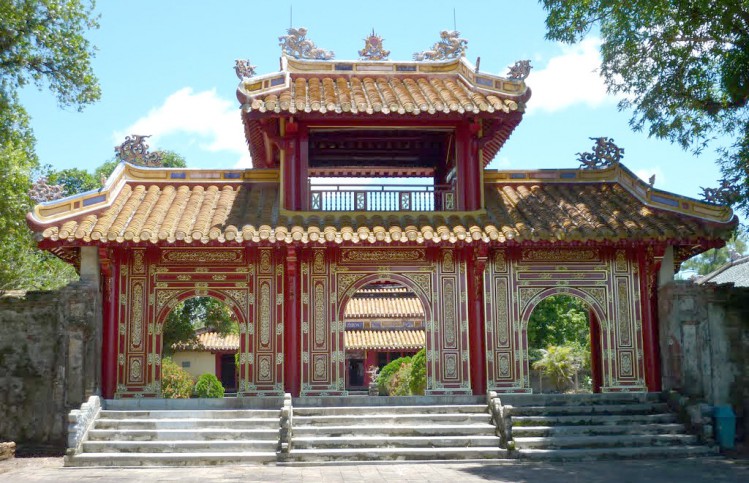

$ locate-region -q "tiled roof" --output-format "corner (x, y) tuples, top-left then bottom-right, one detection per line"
(238, 56), (527, 168)
(696, 256), (749, 287)
(345, 296), (424, 318)
(345, 330), (425, 350)
(173, 331), (239, 352)
(29, 163), (735, 247)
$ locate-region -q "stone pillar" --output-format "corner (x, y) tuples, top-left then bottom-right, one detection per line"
(658, 246), (675, 287)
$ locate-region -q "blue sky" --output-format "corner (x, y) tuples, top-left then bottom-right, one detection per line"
(19, 0), (728, 205)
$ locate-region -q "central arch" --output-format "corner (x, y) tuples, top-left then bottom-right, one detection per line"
(336, 272), (434, 394)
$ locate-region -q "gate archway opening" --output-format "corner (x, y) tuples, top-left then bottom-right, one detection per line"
(341, 281), (426, 395)
(525, 293), (603, 394)
(161, 295), (241, 395)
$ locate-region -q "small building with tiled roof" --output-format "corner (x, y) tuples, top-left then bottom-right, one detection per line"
(27, 29), (737, 399)
(696, 256), (749, 287)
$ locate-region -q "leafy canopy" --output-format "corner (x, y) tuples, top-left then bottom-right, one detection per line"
(0, 0), (99, 290)
(162, 296), (239, 355)
(541, 1), (749, 216)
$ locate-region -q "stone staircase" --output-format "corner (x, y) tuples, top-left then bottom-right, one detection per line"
(285, 397), (505, 462)
(506, 393), (718, 460)
(65, 401), (281, 467)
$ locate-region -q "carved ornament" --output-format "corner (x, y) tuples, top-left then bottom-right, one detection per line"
(115, 135), (163, 167)
(413, 30), (467, 61)
(507, 60), (532, 80)
(234, 59), (256, 79)
(279, 27), (334, 60)
(341, 249), (425, 263)
(577, 137), (624, 170)
(359, 30), (389, 61)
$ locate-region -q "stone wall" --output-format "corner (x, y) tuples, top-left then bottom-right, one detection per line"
(0, 281), (101, 453)
(659, 281), (749, 441)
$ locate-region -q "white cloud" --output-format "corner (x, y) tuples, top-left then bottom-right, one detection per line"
(115, 87), (251, 167)
(635, 166), (665, 186)
(527, 38), (615, 113)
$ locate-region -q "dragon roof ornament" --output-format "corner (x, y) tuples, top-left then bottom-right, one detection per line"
(413, 30), (467, 61)
(577, 137), (625, 170)
(359, 30), (390, 61)
(29, 177), (64, 203)
(279, 27), (334, 60)
(234, 59), (257, 80)
(115, 135), (163, 167)
(507, 60), (532, 81)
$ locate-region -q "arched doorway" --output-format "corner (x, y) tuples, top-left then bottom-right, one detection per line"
(523, 291), (605, 394)
(341, 281), (426, 394)
(158, 294), (242, 395)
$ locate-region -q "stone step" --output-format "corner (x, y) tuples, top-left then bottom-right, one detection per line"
(64, 451), (278, 467)
(294, 404), (488, 416)
(293, 423), (496, 437)
(512, 413), (678, 427)
(94, 418), (279, 430)
(509, 403), (668, 417)
(87, 428), (279, 441)
(513, 433), (698, 450)
(286, 446), (506, 462)
(294, 413), (491, 426)
(292, 435), (500, 449)
(82, 440), (278, 453)
(516, 445), (718, 461)
(98, 409), (279, 419)
(501, 393), (661, 407)
(512, 423), (687, 438)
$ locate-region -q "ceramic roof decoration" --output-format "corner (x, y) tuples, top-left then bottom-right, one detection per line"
(345, 330), (425, 350)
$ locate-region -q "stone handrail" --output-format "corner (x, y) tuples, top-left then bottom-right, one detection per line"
(66, 395), (101, 454)
(279, 393), (293, 454)
(487, 391), (514, 450)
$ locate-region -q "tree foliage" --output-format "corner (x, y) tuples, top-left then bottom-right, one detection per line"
(162, 296), (239, 354)
(541, 1), (749, 216)
(681, 231), (748, 275)
(0, 0), (99, 290)
(160, 356), (194, 398)
(194, 373), (225, 398)
(528, 295), (590, 351)
(532, 345), (585, 392)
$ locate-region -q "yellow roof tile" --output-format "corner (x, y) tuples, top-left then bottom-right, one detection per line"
(345, 330), (425, 350)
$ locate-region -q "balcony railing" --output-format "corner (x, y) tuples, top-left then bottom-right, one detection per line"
(309, 184), (456, 211)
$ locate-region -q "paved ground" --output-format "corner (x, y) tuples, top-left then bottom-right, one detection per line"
(1, 457), (748, 482)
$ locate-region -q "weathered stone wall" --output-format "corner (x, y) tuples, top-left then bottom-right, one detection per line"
(0, 281), (101, 453)
(659, 281), (749, 441)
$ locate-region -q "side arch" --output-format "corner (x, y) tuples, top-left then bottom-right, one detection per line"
(520, 287), (609, 393)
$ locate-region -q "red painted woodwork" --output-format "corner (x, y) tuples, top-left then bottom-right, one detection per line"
(364, 350), (377, 387)
(297, 125), (309, 211)
(590, 309), (603, 393)
(638, 249), (662, 391)
(284, 246), (301, 396)
(467, 248), (487, 395)
(102, 249), (120, 399)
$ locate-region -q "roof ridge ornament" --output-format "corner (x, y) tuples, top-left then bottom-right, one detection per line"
(279, 27), (334, 60)
(234, 59), (257, 80)
(507, 60), (532, 81)
(29, 177), (64, 203)
(413, 30), (467, 61)
(359, 30), (390, 61)
(115, 135), (163, 167)
(577, 137), (624, 169)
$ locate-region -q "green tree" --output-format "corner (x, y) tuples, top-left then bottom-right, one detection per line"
(527, 295), (590, 351)
(681, 231), (749, 275)
(532, 345), (584, 392)
(47, 167), (98, 195)
(541, 1), (749, 217)
(162, 296), (239, 354)
(0, 0), (99, 290)
(194, 373), (225, 398)
(160, 356), (194, 398)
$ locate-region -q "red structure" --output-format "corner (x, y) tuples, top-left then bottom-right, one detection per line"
(27, 31), (736, 399)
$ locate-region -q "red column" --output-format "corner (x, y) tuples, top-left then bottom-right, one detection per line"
(284, 246), (300, 396)
(102, 248), (120, 399)
(638, 248), (661, 391)
(467, 247), (487, 395)
(297, 124), (309, 210)
(364, 350), (378, 386)
(589, 309), (603, 393)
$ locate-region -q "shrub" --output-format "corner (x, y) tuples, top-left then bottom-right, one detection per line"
(377, 356), (412, 395)
(532, 345), (584, 392)
(386, 361), (413, 396)
(161, 357), (194, 398)
(194, 373), (225, 398)
(408, 348), (426, 395)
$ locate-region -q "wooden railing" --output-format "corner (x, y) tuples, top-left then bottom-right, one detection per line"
(309, 184), (456, 211)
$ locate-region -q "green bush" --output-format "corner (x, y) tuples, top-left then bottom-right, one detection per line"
(386, 361), (413, 396)
(408, 348), (426, 395)
(161, 357), (194, 398)
(532, 345), (584, 392)
(377, 356), (412, 395)
(194, 373), (225, 398)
